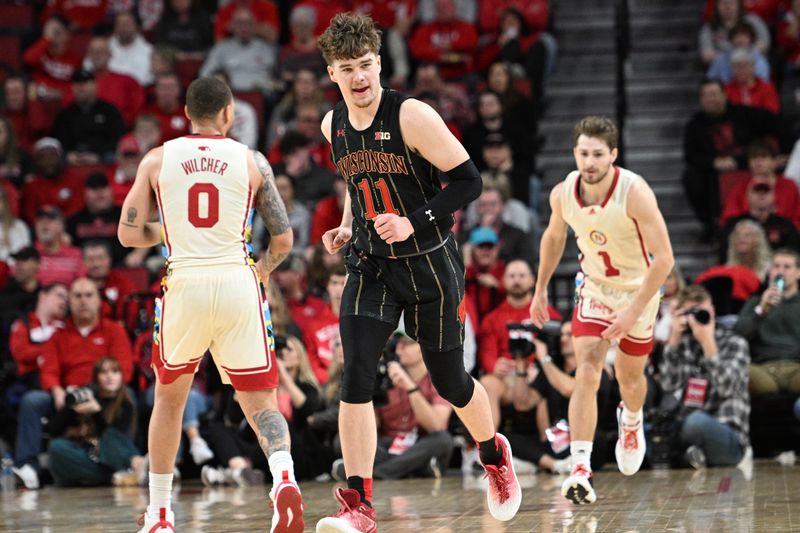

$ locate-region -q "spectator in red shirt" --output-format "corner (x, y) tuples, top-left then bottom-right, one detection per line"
(84, 36), (145, 128)
(12, 277), (133, 489)
(478, 259), (562, 429)
(23, 15), (81, 101)
(778, 0), (800, 66)
(41, 0), (108, 31)
(33, 205), (86, 286)
(275, 253), (329, 334)
(302, 265), (345, 384)
(724, 48), (780, 114)
(310, 179), (346, 245)
(364, 332), (453, 480)
(9, 283), (68, 387)
(464, 226), (507, 324)
(21, 138), (86, 225)
(214, 0), (280, 43)
(82, 241), (135, 322)
(721, 140), (800, 228)
(142, 72), (189, 141)
(409, 0), (479, 80)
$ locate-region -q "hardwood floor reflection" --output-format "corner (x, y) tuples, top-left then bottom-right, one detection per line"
(1, 462), (797, 532)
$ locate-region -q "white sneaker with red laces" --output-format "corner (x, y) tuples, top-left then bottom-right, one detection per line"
(615, 404), (645, 476)
(269, 471), (304, 533)
(561, 464), (596, 505)
(316, 488), (377, 533)
(481, 433), (522, 521)
(137, 508), (175, 533)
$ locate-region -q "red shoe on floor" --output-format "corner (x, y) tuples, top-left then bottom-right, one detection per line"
(316, 488), (377, 533)
(270, 471), (304, 533)
(481, 433), (522, 521)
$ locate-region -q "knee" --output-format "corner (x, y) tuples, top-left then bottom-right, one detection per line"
(680, 411), (708, 443)
(47, 438), (71, 459)
(20, 390), (51, 416)
(429, 369), (474, 409)
(575, 363), (602, 392)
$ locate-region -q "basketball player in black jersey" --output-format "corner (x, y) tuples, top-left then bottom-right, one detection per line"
(314, 13), (521, 533)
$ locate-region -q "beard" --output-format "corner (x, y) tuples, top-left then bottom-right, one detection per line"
(580, 163), (613, 185)
(507, 287), (532, 299)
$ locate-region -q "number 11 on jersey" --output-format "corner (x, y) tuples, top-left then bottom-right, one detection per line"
(357, 177), (399, 220)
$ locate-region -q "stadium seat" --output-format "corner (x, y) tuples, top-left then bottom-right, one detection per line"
(0, 34), (20, 72)
(235, 90), (265, 131)
(175, 58), (204, 88)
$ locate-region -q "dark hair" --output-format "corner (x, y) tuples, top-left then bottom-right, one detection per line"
(573, 116), (618, 151)
(185, 76), (232, 121)
(92, 357), (135, 430)
(712, 0), (744, 29)
(318, 12), (382, 65)
(747, 138), (777, 159)
(675, 285), (713, 308)
(326, 263), (347, 283)
(701, 77), (725, 91)
(773, 247), (800, 267)
(82, 240), (112, 257)
(40, 282), (67, 295)
(728, 21), (755, 41)
(278, 130), (311, 156)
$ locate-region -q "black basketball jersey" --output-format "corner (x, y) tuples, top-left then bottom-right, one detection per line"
(330, 88), (454, 258)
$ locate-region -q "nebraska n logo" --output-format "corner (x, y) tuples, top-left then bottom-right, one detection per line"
(375, 131), (391, 141)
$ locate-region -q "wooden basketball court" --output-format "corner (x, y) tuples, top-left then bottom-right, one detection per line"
(1, 463), (796, 531)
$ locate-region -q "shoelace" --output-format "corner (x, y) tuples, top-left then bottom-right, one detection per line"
(622, 425), (639, 452)
(484, 464), (510, 502)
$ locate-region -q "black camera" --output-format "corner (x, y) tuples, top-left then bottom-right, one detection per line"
(373, 347), (399, 407)
(680, 308), (711, 325)
(65, 386), (94, 407)
(507, 320), (562, 358)
(274, 334), (288, 358)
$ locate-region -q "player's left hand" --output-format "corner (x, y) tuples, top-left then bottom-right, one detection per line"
(374, 213), (414, 244)
(601, 306), (640, 342)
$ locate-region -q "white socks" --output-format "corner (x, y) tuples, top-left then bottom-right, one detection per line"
(622, 405), (643, 427)
(570, 441), (593, 470)
(148, 472), (174, 517)
(268, 451), (296, 484)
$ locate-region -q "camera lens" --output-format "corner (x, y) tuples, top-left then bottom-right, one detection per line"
(691, 309), (711, 325)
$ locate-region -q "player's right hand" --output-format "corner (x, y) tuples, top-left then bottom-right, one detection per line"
(530, 291), (550, 329)
(322, 226), (352, 254)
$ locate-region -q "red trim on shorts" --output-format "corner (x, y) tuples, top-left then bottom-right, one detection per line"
(226, 371), (278, 390)
(632, 217), (650, 267)
(155, 184), (172, 257)
(619, 336), (654, 356)
(241, 183), (252, 264)
(572, 305), (609, 337)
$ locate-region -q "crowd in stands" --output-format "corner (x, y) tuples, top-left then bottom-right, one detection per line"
(1, 0), (799, 492)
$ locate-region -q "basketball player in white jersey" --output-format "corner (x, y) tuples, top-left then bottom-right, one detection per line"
(530, 116), (674, 504)
(118, 77), (304, 533)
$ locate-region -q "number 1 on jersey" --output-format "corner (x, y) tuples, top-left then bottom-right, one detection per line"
(598, 251), (620, 277)
(357, 177), (399, 220)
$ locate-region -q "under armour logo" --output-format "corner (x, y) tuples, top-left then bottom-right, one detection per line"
(336, 129), (345, 137)
(375, 131), (391, 141)
(198, 146), (210, 151)
(425, 209), (434, 222)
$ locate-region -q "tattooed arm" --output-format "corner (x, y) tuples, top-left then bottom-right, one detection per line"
(118, 148), (162, 247)
(249, 150), (293, 275)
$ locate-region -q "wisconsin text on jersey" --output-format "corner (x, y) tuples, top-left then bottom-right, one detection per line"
(335, 149), (408, 180)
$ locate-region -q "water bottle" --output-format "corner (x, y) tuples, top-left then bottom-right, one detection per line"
(1, 452), (15, 492)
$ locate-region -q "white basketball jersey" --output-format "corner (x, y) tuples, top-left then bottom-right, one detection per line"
(156, 135), (254, 269)
(561, 166), (651, 290)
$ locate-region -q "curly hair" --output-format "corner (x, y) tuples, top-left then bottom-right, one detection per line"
(318, 12), (381, 66)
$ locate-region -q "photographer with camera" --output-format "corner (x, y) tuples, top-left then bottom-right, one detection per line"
(734, 248), (800, 397)
(659, 285), (750, 468)
(46, 357), (144, 486)
(478, 259), (561, 429)
(509, 321), (612, 473)
(12, 278), (133, 489)
(333, 330), (453, 481)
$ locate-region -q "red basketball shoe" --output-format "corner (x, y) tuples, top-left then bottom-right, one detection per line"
(480, 433), (522, 521)
(316, 488), (377, 533)
(270, 471), (304, 533)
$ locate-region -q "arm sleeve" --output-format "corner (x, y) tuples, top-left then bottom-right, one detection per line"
(40, 336), (62, 391)
(9, 320), (40, 367)
(22, 38), (49, 68)
(406, 159), (482, 233)
(733, 297), (762, 340)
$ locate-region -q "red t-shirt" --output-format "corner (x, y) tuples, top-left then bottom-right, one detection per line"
(287, 294), (329, 335)
(302, 305), (339, 385)
(34, 241), (86, 286)
(478, 299), (562, 374)
(376, 373), (449, 439)
(778, 15), (800, 64)
(22, 38), (81, 99)
(21, 168), (86, 225)
(409, 20), (479, 80)
(720, 175), (800, 228)
(40, 317), (133, 390)
(309, 195), (343, 244)
(96, 70), (145, 127)
(142, 105), (190, 141)
(725, 79), (781, 114)
(9, 313), (64, 376)
(214, 0), (280, 41)
(98, 270), (137, 321)
(695, 264), (763, 302)
(477, 0), (549, 36)
(465, 261), (506, 324)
